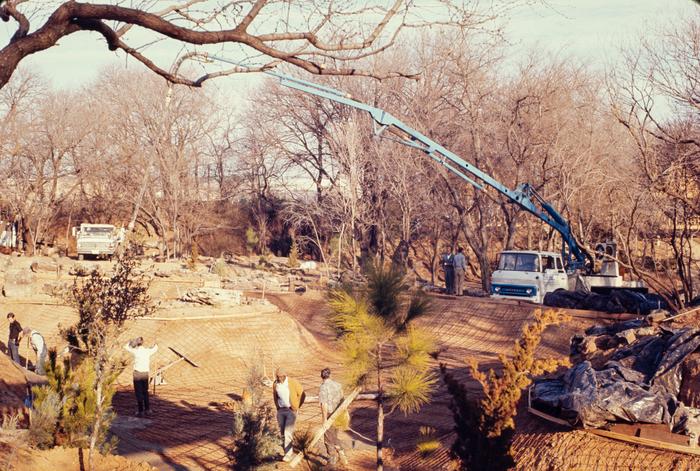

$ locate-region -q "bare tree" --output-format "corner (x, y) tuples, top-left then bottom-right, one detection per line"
(608, 14), (700, 306)
(3, 88), (88, 253)
(0, 0), (485, 89)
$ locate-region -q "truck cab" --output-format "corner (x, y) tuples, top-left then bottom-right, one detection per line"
(490, 251), (568, 304)
(72, 223), (122, 260)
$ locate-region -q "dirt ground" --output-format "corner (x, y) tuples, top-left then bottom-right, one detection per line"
(0, 433), (156, 471)
(2, 254), (700, 470)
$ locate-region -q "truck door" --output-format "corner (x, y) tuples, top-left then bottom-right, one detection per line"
(542, 255), (567, 296)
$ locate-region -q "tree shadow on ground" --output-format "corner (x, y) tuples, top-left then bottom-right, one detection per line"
(112, 389), (332, 470)
(0, 340), (31, 369)
(112, 389), (235, 470)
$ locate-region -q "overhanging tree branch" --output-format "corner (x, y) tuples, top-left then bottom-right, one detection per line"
(0, 1), (482, 89)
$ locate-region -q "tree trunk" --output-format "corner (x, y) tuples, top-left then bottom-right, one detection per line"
(377, 398), (384, 471)
(88, 381), (103, 471)
(376, 346), (384, 471)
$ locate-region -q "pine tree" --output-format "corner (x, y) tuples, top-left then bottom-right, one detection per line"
(328, 263), (436, 471)
(440, 309), (571, 470)
(230, 362), (279, 469)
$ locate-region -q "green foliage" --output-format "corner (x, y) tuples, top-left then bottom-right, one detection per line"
(440, 309), (571, 471)
(246, 227), (259, 255)
(328, 263), (437, 469)
(29, 350), (119, 453)
(230, 362), (280, 470)
(30, 349), (71, 448)
(57, 248), (151, 469)
(288, 237), (300, 268)
(292, 428), (325, 471)
(416, 426), (440, 456)
(291, 427), (313, 459)
(366, 263), (405, 321)
(230, 402), (279, 470)
(28, 389), (60, 449)
(385, 367), (436, 415)
(395, 327), (435, 370)
(365, 264), (431, 330)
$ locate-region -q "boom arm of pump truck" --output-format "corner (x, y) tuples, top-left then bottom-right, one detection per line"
(208, 56), (593, 273)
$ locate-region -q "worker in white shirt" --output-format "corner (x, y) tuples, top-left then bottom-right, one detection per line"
(22, 327), (47, 375)
(453, 247), (468, 296)
(272, 367), (306, 462)
(124, 337), (158, 417)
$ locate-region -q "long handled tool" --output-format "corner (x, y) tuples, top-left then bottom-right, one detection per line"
(151, 346), (199, 395)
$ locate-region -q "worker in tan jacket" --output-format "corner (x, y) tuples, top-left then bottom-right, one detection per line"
(273, 367), (306, 462)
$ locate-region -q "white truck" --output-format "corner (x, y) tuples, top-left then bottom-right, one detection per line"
(491, 251), (568, 304)
(72, 224), (123, 260)
(491, 242), (646, 304)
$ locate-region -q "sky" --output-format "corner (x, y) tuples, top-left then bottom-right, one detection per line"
(1, 0), (697, 98)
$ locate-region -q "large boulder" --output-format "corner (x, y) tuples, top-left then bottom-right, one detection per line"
(2, 269), (36, 298)
(30, 260), (59, 273)
(179, 288), (243, 307)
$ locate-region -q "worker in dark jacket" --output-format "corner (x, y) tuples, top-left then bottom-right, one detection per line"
(6, 312), (22, 364)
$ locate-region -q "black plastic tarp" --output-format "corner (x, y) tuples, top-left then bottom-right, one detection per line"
(532, 327), (700, 428)
(543, 289), (665, 315)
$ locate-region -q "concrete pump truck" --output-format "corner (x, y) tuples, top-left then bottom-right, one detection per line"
(210, 56), (645, 304)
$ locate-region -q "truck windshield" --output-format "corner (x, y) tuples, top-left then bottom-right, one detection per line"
(83, 227), (113, 235)
(498, 253), (540, 272)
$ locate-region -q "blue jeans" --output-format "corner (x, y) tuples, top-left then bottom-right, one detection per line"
(277, 408), (296, 458)
(8, 341), (20, 364)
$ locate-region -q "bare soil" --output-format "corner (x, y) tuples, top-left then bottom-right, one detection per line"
(0, 435), (156, 471)
(3, 254), (700, 470)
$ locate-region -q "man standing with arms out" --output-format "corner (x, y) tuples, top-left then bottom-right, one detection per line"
(6, 312), (22, 364)
(22, 327), (46, 375)
(453, 247), (468, 296)
(124, 337), (158, 418)
(273, 367), (305, 462)
(318, 368), (349, 466)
